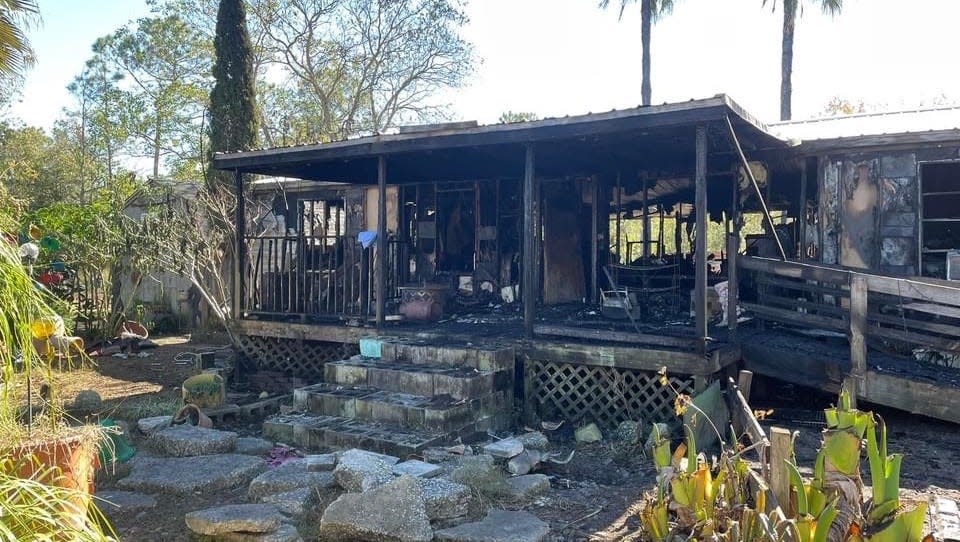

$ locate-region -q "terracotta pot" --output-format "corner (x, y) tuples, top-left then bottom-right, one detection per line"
(10, 434), (100, 530)
(173, 403), (213, 428)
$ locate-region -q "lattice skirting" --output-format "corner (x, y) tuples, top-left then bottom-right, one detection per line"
(237, 334), (359, 380)
(525, 360), (695, 430)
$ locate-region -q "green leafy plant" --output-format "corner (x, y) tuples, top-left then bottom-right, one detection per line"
(852, 415), (927, 542)
(0, 239), (114, 538)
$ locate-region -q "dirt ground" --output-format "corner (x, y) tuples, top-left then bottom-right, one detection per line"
(60, 338), (960, 541)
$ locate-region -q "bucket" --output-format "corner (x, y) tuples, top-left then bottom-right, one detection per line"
(359, 338), (382, 358)
(399, 299), (442, 322)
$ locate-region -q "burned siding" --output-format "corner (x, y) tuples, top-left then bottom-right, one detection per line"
(816, 151), (922, 275)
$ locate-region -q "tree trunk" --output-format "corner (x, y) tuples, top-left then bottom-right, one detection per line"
(153, 113), (162, 179)
(780, 0), (797, 121)
(641, 0), (653, 106)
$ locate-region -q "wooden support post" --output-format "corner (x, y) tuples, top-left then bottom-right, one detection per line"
(233, 169), (246, 321)
(523, 145), (536, 338)
(695, 125), (709, 353)
(737, 369), (754, 402)
(590, 175), (599, 303)
(769, 426), (793, 514)
(642, 174), (650, 261)
(615, 171), (622, 265)
(376, 156), (387, 330)
(847, 275), (867, 406)
(798, 159), (808, 260)
(727, 233), (739, 340)
(729, 169), (740, 340)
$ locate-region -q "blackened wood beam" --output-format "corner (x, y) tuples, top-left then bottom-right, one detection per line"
(376, 156), (387, 329)
(695, 125), (709, 353)
(523, 145), (536, 338)
(234, 169), (246, 321)
(724, 115), (787, 260)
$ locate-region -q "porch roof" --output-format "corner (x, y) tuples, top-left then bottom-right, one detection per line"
(213, 94), (787, 185)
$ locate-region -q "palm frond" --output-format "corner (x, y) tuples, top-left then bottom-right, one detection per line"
(0, 0), (39, 77)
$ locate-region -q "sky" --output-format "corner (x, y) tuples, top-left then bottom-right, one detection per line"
(9, 0), (960, 131)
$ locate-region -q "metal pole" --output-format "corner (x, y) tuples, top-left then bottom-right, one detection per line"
(724, 115), (787, 260)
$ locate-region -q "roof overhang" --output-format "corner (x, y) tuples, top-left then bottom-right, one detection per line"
(213, 95), (787, 184)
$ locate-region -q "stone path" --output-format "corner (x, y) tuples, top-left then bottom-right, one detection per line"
(108, 415), (553, 541)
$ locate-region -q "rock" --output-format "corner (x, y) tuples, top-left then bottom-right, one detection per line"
(306, 453), (338, 472)
(95, 490), (156, 515)
(118, 454), (266, 495)
(151, 425), (238, 457)
(261, 487), (315, 516)
(393, 459), (442, 478)
(614, 421), (642, 443)
(434, 509), (550, 542)
(184, 503), (284, 536)
(448, 454), (501, 489)
(574, 423), (602, 443)
(517, 431), (549, 450)
(482, 438), (523, 459)
(504, 474), (550, 500)
(137, 415), (172, 435)
(320, 475), (432, 542)
(236, 437), (274, 456)
(418, 478), (471, 520)
(507, 450), (542, 476)
(72, 389), (103, 412)
(248, 459), (337, 500)
(217, 523), (303, 542)
(333, 449), (398, 492)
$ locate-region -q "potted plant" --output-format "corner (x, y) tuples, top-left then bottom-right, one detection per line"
(0, 237), (114, 539)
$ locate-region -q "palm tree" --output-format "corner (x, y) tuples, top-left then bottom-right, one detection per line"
(599, 0), (675, 106)
(0, 0), (39, 78)
(765, 0), (843, 120)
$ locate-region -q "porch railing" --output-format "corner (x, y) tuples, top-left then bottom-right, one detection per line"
(242, 233), (399, 321)
(740, 256), (960, 393)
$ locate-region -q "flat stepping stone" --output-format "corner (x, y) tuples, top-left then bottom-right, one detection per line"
(261, 487), (315, 517)
(333, 449), (400, 492)
(185, 503), (283, 536)
(419, 478), (471, 520)
(236, 437), (274, 456)
(95, 490), (157, 514)
(394, 459), (442, 478)
(306, 453), (338, 472)
(435, 509), (550, 542)
(320, 475), (432, 542)
(505, 474), (550, 501)
(248, 459), (337, 500)
(118, 454), (265, 495)
(152, 425), (237, 457)
(483, 438), (523, 459)
(137, 415), (172, 435)
(217, 523), (303, 542)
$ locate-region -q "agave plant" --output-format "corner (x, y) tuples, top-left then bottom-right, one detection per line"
(850, 415), (927, 542)
(821, 390), (871, 477)
(785, 454), (839, 542)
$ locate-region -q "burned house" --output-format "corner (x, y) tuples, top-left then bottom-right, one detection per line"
(213, 96), (960, 454)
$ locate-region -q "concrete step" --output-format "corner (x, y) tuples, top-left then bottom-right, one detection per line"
(378, 341), (515, 372)
(324, 357), (510, 401)
(262, 412), (501, 457)
(293, 383), (511, 433)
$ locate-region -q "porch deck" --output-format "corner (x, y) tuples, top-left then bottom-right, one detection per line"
(739, 256), (960, 425)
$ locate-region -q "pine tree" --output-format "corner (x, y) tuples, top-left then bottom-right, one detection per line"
(207, 0), (257, 189)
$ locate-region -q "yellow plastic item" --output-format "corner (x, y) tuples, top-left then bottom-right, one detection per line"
(30, 319), (58, 340)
